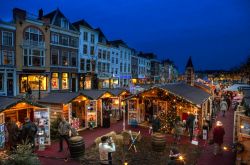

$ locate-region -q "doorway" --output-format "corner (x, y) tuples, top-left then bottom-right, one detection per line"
(72, 78), (76, 92)
(7, 79), (13, 96)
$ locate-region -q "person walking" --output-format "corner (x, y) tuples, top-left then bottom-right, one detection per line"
(172, 120), (183, 144)
(186, 114), (195, 141)
(220, 98), (228, 117)
(152, 115), (161, 133)
(99, 136), (116, 165)
(213, 121), (225, 155)
(5, 117), (19, 151)
(58, 116), (71, 152)
(21, 117), (37, 149)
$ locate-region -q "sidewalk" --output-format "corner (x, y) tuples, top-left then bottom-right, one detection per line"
(197, 108), (235, 165)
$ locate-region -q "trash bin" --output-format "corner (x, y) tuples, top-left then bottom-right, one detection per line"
(69, 136), (85, 158)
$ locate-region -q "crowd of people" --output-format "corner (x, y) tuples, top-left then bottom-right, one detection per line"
(5, 117), (37, 151)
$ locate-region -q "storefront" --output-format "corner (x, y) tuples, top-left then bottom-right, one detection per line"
(0, 97), (50, 148)
(124, 84), (211, 129)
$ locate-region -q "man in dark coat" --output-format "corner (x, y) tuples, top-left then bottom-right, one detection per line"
(186, 114), (195, 141)
(213, 121), (225, 155)
(5, 117), (19, 151)
(21, 117), (37, 149)
(152, 115), (160, 133)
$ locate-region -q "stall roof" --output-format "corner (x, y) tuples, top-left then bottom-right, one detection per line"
(224, 84), (250, 92)
(124, 83), (211, 105)
(38, 92), (86, 104)
(0, 97), (45, 112)
(106, 88), (130, 96)
(81, 90), (114, 100)
(160, 83), (211, 105)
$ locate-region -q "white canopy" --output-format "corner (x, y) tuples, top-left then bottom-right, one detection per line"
(224, 84), (250, 92)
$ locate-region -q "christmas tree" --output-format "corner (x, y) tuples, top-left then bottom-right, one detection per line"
(159, 105), (178, 133)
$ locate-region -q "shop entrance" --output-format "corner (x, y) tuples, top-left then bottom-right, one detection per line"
(102, 98), (112, 128)
(7, 79), (13, 96)
(72, 101), (86, 129)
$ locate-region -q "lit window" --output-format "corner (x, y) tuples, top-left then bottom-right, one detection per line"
(51, 73), (59, 90)
(20, 75), (47, 93)
(62, 73), (69, 89)
(2, 50), (14, 65)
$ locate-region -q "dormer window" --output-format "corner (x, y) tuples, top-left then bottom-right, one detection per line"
(61, 18), (69, 29)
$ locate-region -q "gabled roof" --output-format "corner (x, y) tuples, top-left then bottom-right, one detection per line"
(72, 19), (93, 30)
(106, 89), (130, 96)
(81, 90), (114, 100)
(186, 56), (194, 68)
(108, 40), (128, 48)
(124, 83), (211, 106)
(0, 97), (45, 112)
(95, 27), (107, 41)
(38, 92), (90, 104)
(43, 8), (77, 31)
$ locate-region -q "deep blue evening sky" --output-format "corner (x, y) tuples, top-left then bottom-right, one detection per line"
(1, 0), (250, 72)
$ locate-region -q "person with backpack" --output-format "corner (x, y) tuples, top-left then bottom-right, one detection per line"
(220, 98), (228, 117)
(21, 117), (38, 149)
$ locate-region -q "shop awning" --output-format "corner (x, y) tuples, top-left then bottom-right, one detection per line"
(38, 92), (91, 104)
(0, 97), (46, 112)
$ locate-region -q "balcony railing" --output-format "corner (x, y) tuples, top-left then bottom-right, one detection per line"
(22, 40), (45, 48)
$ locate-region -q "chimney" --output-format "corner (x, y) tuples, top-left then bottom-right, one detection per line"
(13, 8), (26, 22)
(38, 8), (43, 19)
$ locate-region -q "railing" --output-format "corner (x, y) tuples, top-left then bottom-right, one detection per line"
(22, 40), (45, 48)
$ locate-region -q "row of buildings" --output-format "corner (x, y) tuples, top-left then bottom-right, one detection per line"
(0, 8), (178, 97)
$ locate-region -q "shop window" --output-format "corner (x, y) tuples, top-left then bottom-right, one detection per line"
(85, 77), (91, 89)
(51, 73), (59, 90)
(62, 73), (69, 89)
(20, 75), (47, 92)
(0, 74), (3, 91)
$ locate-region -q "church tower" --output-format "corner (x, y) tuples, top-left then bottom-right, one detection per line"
(185, 56), (195, 86)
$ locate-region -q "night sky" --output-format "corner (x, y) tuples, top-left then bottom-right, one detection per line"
(1, 0), (250, 73)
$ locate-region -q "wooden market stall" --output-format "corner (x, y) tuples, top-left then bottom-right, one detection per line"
(38, 92), (94, 130)
(0, 97), (50, 148)
(124, 83), (212, 131)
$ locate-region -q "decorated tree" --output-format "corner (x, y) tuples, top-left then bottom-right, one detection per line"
(159, 105), (178, 133)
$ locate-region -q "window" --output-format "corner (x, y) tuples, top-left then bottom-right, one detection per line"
(90, 34), (95, 43)
(24, 27), (43, 43)
(124, 63), (126, 73)
(51, 33), (59, 44)
(111, 57), (114, 64)
(98, 49), (102, 59)
(23, 48), (45, 67)
(61, 18), (69, 29)
(128, 64), (130, 72)
(62, 73), (69, 89)
(0, 74), (3, 91)
(111, 68), (114, 74)
(71, 52), (77, 67)
(83, 32), (88, 41)
(107, 63), (110, 73)
(103, 50), (106, 60)
(51, 49), (59, 65)
(61, 36), (69, 46)
(86, 59), (91, 71)
(69, 37), (77, 47)
(51, 73), (59, 90)
(107, 51), (110, 60)
(83, 44), (88, 54)
(20, 75), (47, 92)
(116, 58), (118, 64)
(2, 31), (13, 46)
(98, 62), (101, 72)
(115, 68), (118, 74)
(120, 63), (123, 72)
(92, 60), (96, 72)
(102, 63), (105, 72)
(80, 59), (85, 70)
(90, 46), (94, 55)
(62, 51), (69, 66)
(2, 50), (14, 65)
